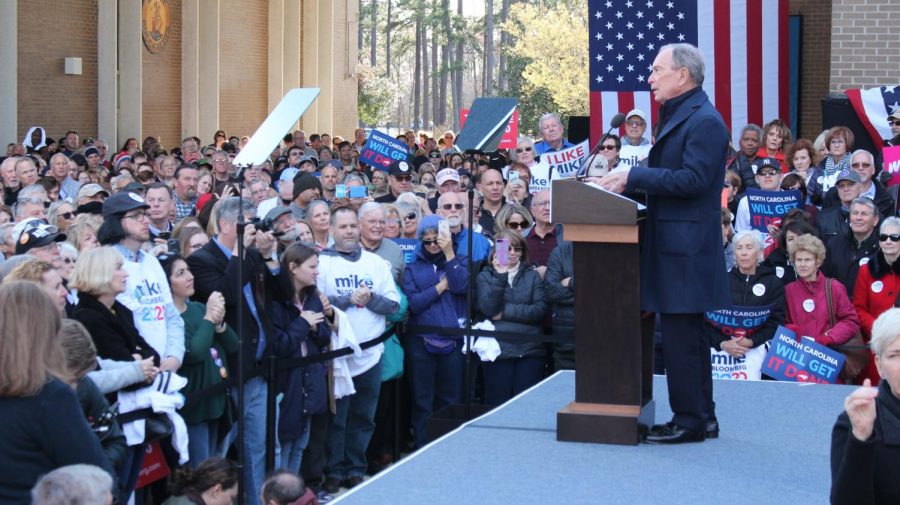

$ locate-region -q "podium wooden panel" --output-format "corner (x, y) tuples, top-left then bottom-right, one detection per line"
(552, 179), (655, 445)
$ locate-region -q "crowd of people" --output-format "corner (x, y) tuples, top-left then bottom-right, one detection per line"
(1, 105), (899, 503)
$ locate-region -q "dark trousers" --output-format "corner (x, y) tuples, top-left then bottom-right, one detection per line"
(659, 313), (714, 432)
(481, 356), (545, 406)
(405, 336), (464, 448)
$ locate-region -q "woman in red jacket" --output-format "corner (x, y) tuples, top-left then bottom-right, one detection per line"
(852, 217), (900, 386)
(784, 234), (860, 355)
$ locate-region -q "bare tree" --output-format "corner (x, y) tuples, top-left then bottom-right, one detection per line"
(453, 0), (464, 129)
(442, 0), (453, 127)
(431, 25), (439, 127)
(484, 0), (494, 96)
(370, 0), (377, 66)
(413, 9), (422, 130)
(498, 0), (509, 92)
(386, 0), (393, 77)
(423, 22), (430, 130)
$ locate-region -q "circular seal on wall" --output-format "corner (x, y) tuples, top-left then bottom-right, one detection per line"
(142, 0), (170, 54)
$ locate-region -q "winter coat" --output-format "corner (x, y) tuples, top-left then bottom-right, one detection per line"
(823, 232), (880, 297)
(72, 292), (161, 368)
(762, 246), (797, 284)
(784, 271), (860, 346)
(402, 245), (468, 344)
(476, 263), (547, 359)
(270, 290), (331, 442)
(852, 252), (900, 385)
(706, 265), (786, 350)
(544, 241), (574, 340)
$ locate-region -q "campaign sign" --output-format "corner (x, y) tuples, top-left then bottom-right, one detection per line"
(761, 326), (846, 384)
(540, 140), (590, 179)
(359, 130), (410, 168)
(705, 305), (772, 380)
(746, 189), (803, 233)
(883, 145), (900, 187)
(390, 237), (418, 265)
(460, 109), (519, 150)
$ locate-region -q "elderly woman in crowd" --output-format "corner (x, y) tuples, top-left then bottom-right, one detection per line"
(396, 195), (421, 240)
(853, 217), (900, 386)
(3, 258), (69, 314)
(0, 282), (112, 504)
(306, 200), (332, 251)
(598, 133), (622, 171)
(783, 234), (860, 351)
(370, 170), (389, 199)
(159, 254), (236, 467)
(67, 213), (103, 252)
(476, 230), (547, 405)
(761, 211), (818, 284)
(757, 119), (792, 172)
(494, 203), (533, 239)
(830, 307), (900, 504)
(48, 199), (77, 232)
(383, 204), (401, 239)
(808, 126), (854, 205)
(514, 136), (538, 168)
(708, 230), (785, 359)
(402, 215), (467, 448)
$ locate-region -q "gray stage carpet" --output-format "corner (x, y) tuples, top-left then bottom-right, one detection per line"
(333, 371), (852, 504)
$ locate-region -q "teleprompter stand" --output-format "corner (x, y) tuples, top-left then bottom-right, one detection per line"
(552, 179), (655, 445)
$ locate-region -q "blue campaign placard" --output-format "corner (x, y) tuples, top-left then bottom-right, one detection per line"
(390, 237), (418, 265)
(746, 189), (803, 233)
(359, 130), (410, 169)
(761, 326), (846, 384)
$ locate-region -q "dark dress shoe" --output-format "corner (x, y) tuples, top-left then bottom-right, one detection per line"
(342, 476), (364, 489)
(644, 424), (705, 444)
(322, 477), (342, 494)
(705, 419), (719, 439)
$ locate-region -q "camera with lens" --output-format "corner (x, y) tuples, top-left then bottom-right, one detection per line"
(248, 216), (272, 234)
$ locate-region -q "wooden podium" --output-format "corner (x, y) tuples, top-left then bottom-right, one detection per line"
(553, 179), (655, 445)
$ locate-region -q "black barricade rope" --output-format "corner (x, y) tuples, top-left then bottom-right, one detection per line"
(179, 322), (864, 412)
(180, 322), (575, 411)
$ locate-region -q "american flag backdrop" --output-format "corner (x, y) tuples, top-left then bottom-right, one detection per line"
(588, 0), (790, 148)
(846, 86), (900, 146)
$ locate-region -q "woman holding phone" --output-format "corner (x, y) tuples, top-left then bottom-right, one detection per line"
(402, 215), (468, 448)
(476, 230), (548, 405)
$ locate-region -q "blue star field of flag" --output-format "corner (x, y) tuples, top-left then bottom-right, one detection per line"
(588, 0), (698, 92)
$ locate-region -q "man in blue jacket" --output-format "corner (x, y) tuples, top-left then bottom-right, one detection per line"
(599, 43), (730, 444)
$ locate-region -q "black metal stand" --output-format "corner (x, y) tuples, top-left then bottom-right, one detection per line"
(234, 173), (247, 505)
(463, 188), (475, 418)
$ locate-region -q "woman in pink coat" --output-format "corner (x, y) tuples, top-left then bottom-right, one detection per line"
(784, 234), (860, 353)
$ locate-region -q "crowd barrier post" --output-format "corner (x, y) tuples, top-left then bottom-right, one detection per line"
(265, 355), (278, 473)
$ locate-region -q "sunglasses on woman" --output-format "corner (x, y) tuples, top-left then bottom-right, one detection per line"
(506, 221), (527, 230)
(516, 147), (533, 153)
(404, 212), (417, 221)
(879, 233), (900, 242)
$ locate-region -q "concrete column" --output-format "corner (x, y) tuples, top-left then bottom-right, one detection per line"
(118, 0), (142, 142)
(316, 2), (334, 135)
(98, 0), (118, 151)
(198, 0), (220, 143)
(182, 0), (200, 138)
(301, 0), (319, 133)
(283, 0), (302, 94)
(268, 0), (285, 112)
(0, 1), (17, 144)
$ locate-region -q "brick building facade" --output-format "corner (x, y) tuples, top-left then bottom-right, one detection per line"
(0, 0), (359, 152)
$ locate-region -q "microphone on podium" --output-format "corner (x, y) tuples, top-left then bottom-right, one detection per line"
(576, 113), (626, 180)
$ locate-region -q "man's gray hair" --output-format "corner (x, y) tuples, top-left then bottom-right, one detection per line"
(358, 202), (384, 220)
(215, 196), (255, 226)
(662, 43), (705, 87)
(31, 464), (113, 505)
(344, 173), (366, 185)
(850, 197), (877, 215)
(19, 184), (48, 200)
(538, 113), (562, 132)
(850, 149), (875, 166)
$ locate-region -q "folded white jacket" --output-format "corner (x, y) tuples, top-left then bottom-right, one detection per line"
(330, 306), (363, 399)
(460, 320), (502, 362)
(117, 371), (190, 464)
